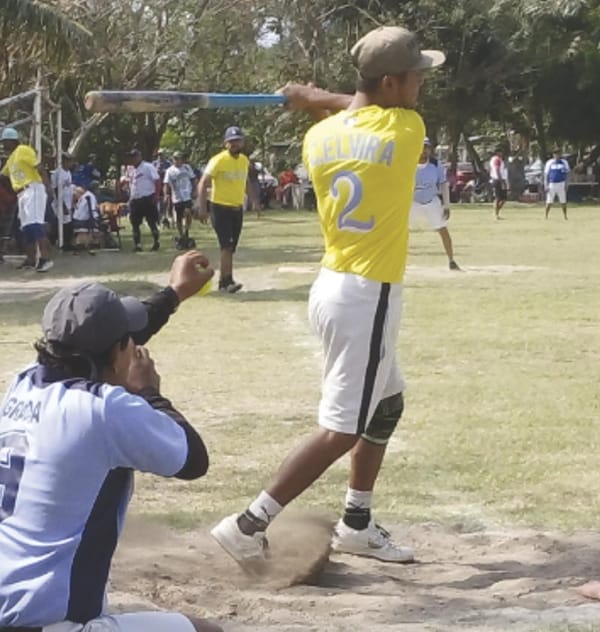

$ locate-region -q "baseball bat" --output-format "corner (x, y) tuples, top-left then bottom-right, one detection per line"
(84, 91), (287, 113)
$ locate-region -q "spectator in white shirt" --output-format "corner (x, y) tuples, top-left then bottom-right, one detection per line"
(127, 148), (160, 252)
(51, 153), (75, 250)
(163, 151), (196, 247)
(489, 146), (509, 220)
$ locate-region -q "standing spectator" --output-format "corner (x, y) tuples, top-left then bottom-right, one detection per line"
(164, 151), (196, 248)
(0, 127), (53, 272)
(153, 148), (172, 227)
(410, 138), (460, 270)
(197, 126), (259, 293)
(544, 148), (570, 220)
(51, 153), (75, 250)
(489, 146), (509, 220)
(0, 174), (17, 263)
(72, 153), (102, 189)
(127, 148), (161, 252)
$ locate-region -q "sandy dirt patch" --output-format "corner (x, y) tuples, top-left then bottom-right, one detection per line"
(108, 516), (600, 631)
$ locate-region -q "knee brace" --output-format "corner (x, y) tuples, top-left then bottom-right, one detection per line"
(362, 392), (404, 445)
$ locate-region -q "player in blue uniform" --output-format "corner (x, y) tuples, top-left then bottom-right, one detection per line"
(544, 149), (570, 219)
(0, 251), (222, 632)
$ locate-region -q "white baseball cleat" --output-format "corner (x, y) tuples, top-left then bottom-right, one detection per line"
(211, 514), (269, 569)
(332, 519), (415, 563)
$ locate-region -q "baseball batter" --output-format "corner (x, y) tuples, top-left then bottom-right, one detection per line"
(0, 252), (221, 632)
(211, 26), (445, 567)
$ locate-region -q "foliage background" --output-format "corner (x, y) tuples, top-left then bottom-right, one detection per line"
(1, 0), (599, 173)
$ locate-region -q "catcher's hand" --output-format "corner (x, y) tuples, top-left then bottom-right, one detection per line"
(169, 250), (214, 302)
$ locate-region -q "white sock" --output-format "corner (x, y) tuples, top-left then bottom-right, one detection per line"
(345, 488), (372, 511)
(248, 490), (283, 524)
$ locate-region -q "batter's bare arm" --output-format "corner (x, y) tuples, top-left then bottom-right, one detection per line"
(196, 173), (211, 224)
(278, 82), (352, 120)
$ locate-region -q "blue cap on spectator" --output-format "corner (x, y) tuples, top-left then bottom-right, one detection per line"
(1, 127), (19, 141)
(424, 137), (432, 146)
(224, 126), (244, 141)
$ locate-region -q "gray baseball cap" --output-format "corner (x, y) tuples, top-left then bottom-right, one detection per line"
(351, 26), (445, 79)
(42, 282), (148, 354)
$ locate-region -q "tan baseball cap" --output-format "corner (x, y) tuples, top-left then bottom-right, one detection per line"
(351, 26), (445, 79)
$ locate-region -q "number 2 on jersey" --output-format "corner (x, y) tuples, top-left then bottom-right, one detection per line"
(331, 171), (374, 233)
(0, 431), (29, 522)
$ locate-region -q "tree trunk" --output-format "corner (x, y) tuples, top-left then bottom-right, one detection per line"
(532, 87), (547, 160)
(464, 132), (484, 174)
(583, 144), (600, 167)
(67, 112), (110, 155)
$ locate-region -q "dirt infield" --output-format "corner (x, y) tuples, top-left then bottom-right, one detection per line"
(109, 516), (600, 631)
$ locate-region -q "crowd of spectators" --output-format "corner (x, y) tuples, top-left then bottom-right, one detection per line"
(0, 130), (316, 269)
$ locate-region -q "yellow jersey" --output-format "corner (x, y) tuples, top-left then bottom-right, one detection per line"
(0, 144), (42, 191)
(303, 106), (425, 284)
(205, 150), (249, 207)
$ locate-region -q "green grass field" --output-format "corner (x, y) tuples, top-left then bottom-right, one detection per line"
(1, 203), (600, 534)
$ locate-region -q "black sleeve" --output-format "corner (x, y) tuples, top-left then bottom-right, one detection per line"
(131, 286), (180, 346)
(139, 387), (209, 480)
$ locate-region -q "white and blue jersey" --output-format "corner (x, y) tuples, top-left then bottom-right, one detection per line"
(544, 158), (569, 184)
(0, 364), (195, 626)
(413, 159), (446, 205)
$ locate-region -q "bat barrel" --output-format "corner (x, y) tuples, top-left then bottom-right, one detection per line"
(84, 91), (287, 113)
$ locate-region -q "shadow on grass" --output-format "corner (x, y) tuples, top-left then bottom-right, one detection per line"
(1, 242), (321, 280)
(236, 244), (322, 267)
(234, 284), (312, 303)
(0, 279), (163, 327)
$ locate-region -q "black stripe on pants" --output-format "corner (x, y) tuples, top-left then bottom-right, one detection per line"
(356, 283), (390, 435)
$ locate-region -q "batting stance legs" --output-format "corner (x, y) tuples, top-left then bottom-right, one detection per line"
(212, 269), (413, 564)
(410, 198), (460, 270)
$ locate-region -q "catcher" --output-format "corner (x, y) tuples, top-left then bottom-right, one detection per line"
(0, 251), (221, 632)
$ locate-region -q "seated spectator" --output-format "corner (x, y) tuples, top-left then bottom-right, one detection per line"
(72, 154), (102, 189)
(72, 185), (101, 253)
(258, 166), (277, 209)
(278, 166), (299, 209)
(247, 161), (262, 217)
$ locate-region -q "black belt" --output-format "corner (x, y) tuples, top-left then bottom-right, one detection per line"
(0, 627), (42, 631)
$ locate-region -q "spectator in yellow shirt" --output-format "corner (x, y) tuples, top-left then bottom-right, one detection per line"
(197, 127), (259, 293)
(0, 127), (54, 272)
